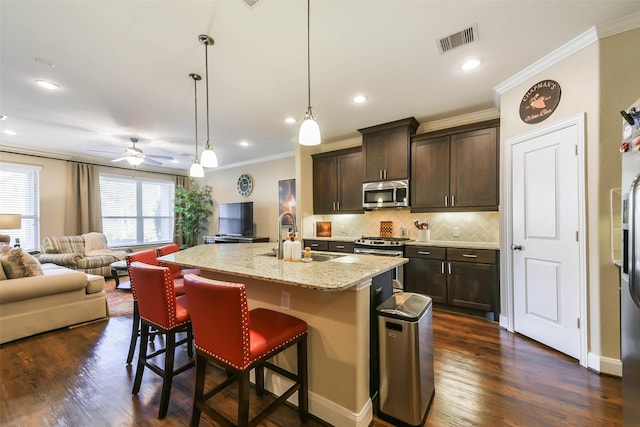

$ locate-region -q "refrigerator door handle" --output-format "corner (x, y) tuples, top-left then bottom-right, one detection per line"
(630, 172), (640, 308)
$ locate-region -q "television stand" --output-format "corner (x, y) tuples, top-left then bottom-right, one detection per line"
(202, 235), (269, 244)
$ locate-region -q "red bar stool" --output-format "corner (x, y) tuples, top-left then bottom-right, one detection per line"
(128, 261), (195, 419)
(125, 249), (187, 365)
(183, 274), (309, 427)
(156, 243), (201, 278)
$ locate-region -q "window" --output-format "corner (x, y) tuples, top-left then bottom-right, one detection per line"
(100, 174), (175, 246)
(0, 163), (41, 251)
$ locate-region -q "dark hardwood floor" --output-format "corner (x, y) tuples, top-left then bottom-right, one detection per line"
(0, 311), (621, 426)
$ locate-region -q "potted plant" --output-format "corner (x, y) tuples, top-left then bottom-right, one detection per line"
(174, 182), (213, 247)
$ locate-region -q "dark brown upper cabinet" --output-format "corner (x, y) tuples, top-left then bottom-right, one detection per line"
(411, 120), (499, 212)
(312, 147), (363, 214)
(358, 117), (419, 182)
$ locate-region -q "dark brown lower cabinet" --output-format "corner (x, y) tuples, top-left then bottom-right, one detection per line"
(404, 246), (499, 320)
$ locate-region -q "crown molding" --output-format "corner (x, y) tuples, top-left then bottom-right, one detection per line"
(416, 108), (500, 134)
(494, 11), (640, 97)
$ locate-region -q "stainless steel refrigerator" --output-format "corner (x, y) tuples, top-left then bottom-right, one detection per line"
(621, 97), (640, 426)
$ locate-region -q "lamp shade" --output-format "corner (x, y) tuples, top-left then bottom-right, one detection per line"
(299, 117), (321, 146)
(0, 214), (21, 229)
(189, 162), (205, 178)
(200, 148), (218, 168)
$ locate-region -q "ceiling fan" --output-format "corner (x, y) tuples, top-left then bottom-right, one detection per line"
(89, 137), (174, 166)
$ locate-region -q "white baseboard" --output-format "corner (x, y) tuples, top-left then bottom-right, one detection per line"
(587, 352), (622, 377)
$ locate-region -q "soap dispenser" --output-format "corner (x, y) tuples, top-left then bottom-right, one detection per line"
(291, 234), (302, 261)
(283, 235), (293, 261)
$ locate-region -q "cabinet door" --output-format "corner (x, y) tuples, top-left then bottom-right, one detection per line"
(404, 258), (447, 303)
(362, 131), (388, 181)
(303, 239), (329, 251)
(411, 136), (450, 209)
(328, 241), (355, 253)
(447, 261), (497, 312)
(337, 151), (363, 212)
(312, 155), (338, 214)
(450, 127), (498, 208)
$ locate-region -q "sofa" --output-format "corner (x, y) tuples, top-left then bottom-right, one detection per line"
(39, 232), (127, 277)
(0, 250), (108, 344)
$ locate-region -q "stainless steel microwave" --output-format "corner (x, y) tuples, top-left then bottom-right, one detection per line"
(362, 180), (409, 209)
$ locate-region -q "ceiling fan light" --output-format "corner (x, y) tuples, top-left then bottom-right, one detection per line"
(299, 108), (321, 146)
(125, 156), (144, 166)
(200, 148), (218, 168)
(189, 161), (205, 178)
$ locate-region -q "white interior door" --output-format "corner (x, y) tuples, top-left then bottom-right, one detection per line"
(511, 123), (582, 359)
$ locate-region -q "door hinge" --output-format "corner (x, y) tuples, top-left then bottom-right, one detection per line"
(575, 144), (578, 155)
(576, 231), (579, 242)
(577, 318), (580, 329)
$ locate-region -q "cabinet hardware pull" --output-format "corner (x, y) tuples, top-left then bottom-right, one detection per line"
(336, 201), (340, 210)
(379, 170), (383, 180)
(336, 245), (345, 249)
(444, 196), (448, 207)
(311, 244), (319, 247)
(462, 254), (477, 258)
(418, 251), (431, 255)
(441, 262), (445, 274)
(451, 195), (455, 207)
(448, 262), (452, 275)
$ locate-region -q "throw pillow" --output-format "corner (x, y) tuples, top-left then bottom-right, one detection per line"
(0, 246), (44, 279)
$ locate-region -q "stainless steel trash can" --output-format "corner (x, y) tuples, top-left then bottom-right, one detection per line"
(377, 292), (434, 426)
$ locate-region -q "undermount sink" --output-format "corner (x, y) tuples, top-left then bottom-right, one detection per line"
(258, 252), (345, 262)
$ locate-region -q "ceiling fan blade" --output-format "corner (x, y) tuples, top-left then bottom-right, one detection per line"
(111, 157), (127, 163)
(145, 154), (174, 160)
(144, 158), (162, 166)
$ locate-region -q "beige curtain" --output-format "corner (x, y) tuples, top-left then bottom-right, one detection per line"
(65, 162), (103, 235)
(174, 175), (189, 245)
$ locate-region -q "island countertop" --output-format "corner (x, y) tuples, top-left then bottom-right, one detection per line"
(157, 242), (407, 291)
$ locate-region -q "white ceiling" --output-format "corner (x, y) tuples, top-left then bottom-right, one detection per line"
(1, 0), (639, 174)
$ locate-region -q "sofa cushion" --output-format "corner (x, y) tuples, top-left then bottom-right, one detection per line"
(0, 262), (7, 281)
(0, 247), (43, 279)
(42, 235), (85, 255)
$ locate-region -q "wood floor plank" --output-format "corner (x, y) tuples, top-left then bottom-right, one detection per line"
(0, 311), (621, 426)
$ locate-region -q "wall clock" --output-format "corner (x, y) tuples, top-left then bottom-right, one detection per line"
(237, 173), (253, 197)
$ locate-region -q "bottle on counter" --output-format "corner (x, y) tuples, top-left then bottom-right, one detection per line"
(291, 235), (302, 261)
(283, 236), (293, 261)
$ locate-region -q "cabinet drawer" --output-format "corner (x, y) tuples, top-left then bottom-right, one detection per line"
(303, 240), (329, 251)
(447, 248), (497, 264)
(329, 241), (355, 253)
(404, 246), (446, 259)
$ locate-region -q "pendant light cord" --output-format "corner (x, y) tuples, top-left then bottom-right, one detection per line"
(307, 0), (311, 109)
(191, 74), (200, 158)
(204, 39), (211, 148)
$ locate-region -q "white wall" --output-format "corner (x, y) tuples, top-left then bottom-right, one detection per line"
(200, 155), (295, 242)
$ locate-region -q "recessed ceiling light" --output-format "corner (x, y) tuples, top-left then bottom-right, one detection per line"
(35, 80), (61, 90)
(2, 130), (17, 135)
(353, 95), (368, 103)
(35, 57), (55, 68)
(171, 159), (179, 164)
(285, 117), (296, 124)
(240, 140), (250, 147)
(461, 59), (481, 71)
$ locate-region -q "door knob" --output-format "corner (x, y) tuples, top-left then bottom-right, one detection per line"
(511, 244), (522, 251)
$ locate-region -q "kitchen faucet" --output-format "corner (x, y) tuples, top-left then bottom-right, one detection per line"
(276, 211), (297, 259)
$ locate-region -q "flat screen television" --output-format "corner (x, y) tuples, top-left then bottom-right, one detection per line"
(218, 202), (253, 237)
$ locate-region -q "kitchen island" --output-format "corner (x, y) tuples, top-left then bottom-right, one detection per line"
(158, 242), (407, 427)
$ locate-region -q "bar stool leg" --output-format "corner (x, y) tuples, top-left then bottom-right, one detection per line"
(132, 323), (149, 395)
(126, 300), (140, 365)
(190, 354), (207, 427)
(238, 370), (251, 427)
(255, 364), (265, 396)
(158, 332), (176, 419)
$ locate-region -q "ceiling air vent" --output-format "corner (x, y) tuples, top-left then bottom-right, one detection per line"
(437, 24), (478, 54)
(240, 0), (261, 7)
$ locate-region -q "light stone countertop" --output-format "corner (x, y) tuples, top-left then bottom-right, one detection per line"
(302, 236), (360, 242)
(158, 242), (407, 292)
(405, 240), (500, 250)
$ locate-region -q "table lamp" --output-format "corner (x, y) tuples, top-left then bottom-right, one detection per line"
(0, 214), (22, 247)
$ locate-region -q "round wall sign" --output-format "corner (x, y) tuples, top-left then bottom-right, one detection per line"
(237, 173), (253, 197)
(519, 80), (561, 124)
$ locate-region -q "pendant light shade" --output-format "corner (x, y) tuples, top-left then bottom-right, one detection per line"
(298, 0), (321, 146)
(189, 73), (205, 178)
(125, 156), (144, 167)
(199, 34), (218, 168)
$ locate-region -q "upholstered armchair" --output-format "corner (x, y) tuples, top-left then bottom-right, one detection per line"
(39, 233), (126, 276)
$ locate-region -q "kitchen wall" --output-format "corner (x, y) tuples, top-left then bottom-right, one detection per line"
(498, 26), (640, 372)
(306, 210), (499, 243)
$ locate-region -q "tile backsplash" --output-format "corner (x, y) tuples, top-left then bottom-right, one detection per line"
(305, 210), (499, 243)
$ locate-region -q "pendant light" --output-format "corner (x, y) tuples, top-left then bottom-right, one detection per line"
(199, 34), (218, 168)
(299, 0), (321, 146)
(189, 73), (205, 178)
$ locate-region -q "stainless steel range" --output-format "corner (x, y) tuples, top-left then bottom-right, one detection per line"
(354, 237), (409, 291)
